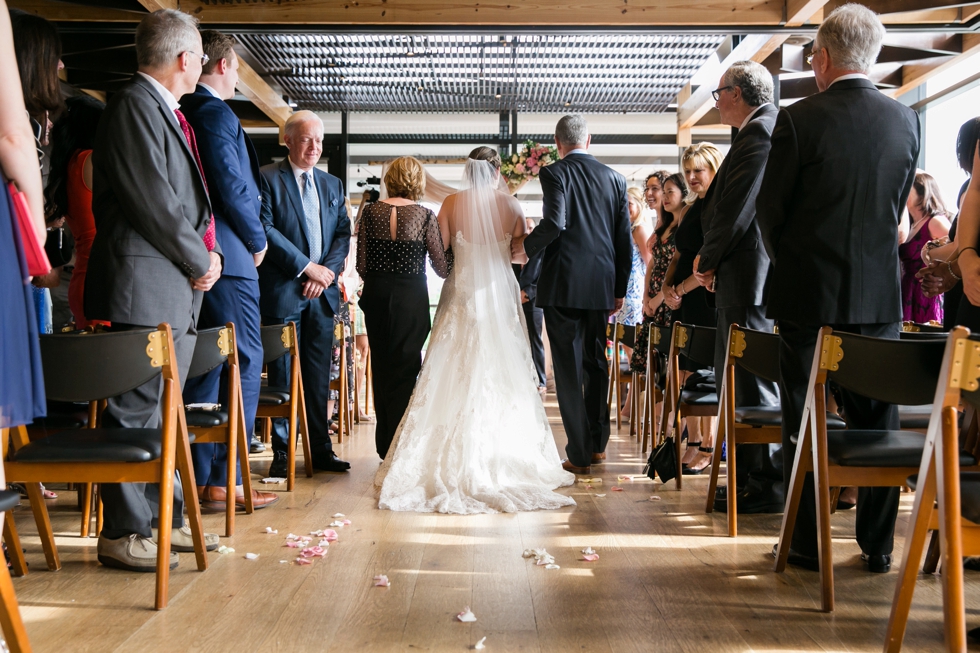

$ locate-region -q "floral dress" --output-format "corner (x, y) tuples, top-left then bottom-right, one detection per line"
(630, 230), (676, 372)
(615, 224), (647, 326)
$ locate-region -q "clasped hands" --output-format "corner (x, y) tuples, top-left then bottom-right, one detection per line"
(919, 249), (980, 306)
(192, 252), (223, 291)
(692, 254), (715, 292)
(302, 262), (336, 299)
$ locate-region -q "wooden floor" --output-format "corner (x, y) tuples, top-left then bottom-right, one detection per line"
(7, 395), (977, 652)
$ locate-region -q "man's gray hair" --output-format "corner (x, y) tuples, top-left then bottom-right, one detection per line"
(814, 3), (885, 73)
(284, 110), (324, 138)
(722, 61), (774, 107)
(555, 115), (588, 148)
(135, 9), (200, 69)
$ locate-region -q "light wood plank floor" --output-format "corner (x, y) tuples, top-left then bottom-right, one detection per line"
(7, 395), (977, 652)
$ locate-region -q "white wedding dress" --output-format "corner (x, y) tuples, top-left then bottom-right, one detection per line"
(375, 161), (575, 514)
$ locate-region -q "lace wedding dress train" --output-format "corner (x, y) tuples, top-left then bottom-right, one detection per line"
(375, 232), (575, 514)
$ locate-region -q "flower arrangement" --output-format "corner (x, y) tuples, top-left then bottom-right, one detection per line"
(500, 140), (559, 194)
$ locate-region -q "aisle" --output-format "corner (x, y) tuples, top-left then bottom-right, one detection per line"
(7, 396), (966, 652)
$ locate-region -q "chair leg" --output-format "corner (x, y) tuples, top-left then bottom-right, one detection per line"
(175, 413), (208, 573)
(263, 418), (271, 444)
(79, 483), (93, 538)
(922, 529), (941, 574)
(297, 374), (313, 480)
(0, 522), (32, 653)
(811, 398), (835, 613)
(239, 423), (254, 515)
(3, 516), (27, 578)
(225, 422), (237, 538)
(95, 486), (103, 537)
(775, 417), (812, 574)
(23, 483), (59, 572)
(287, 357), (300, 493)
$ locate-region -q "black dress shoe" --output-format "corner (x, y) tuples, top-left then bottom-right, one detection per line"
(861, 552), (892, 573)
(771, 544), (820, 572)
(312, 452), (350, 473)
(267, 450), (288, 478)
(715, 484), (784, 514)
(249, 438), (266, 454)
(968, 625), (980, 642)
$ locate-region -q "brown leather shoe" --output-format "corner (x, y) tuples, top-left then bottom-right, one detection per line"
(199, 485), (280, 512)
(591, 452), (606, 464)
(561, 459), (591, 474)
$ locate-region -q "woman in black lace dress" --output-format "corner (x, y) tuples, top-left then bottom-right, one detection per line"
(357, 157), (452, 460)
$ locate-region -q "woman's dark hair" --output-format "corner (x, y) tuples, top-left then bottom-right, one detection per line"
(910, 171), (948, 220)
(44, 95), (105, 220)
(956, 117), (980, 174)
(10, 10), (63, 121)
(469, 145), (502, 170)
(655, 173), (689, 239)
(645, 170), (670, 189)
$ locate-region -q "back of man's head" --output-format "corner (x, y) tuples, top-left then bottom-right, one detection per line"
(200, 30), (236, 75)
(555, 115), (588, 149)
(135, 9), (199, 70)
(815, 3), (885, 73)
(723, 61), (774, 107)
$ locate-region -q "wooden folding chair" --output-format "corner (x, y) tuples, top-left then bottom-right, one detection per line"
(184, 324), (254, 536)
(606, 322), (628, 429)
(884, 327), (980, 652)
(660, 322), (717, 490)
(640, 324), (671, 454)
(705, 324), (845, 536)
(773, 328), (960, 613)
(328, 322), (352, 442)
(4, 324), (209, 610)
(256, 322), (313, 491)
(0, 489), (32, 652)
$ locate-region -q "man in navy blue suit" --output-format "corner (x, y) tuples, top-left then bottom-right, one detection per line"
(259, 110), (351, 475)
(180, 31), (280, 511)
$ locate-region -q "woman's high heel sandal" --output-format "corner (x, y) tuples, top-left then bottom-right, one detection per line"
(682, 446), (714, 475)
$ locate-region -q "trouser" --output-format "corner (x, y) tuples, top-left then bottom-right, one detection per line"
(184, 276), (262, 487)
(778, 319), (902, 557)
(360, 273), (431, 460)
(100, 320), (196, 539)
(543, 306), (609, 467)
(523, 300), (547, 387)
(715, 304), (781, 490)
(264, 295), (336, 456)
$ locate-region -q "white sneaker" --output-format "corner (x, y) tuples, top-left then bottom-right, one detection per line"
(151, 525), (220, 552)
(97, 533), (178, 572)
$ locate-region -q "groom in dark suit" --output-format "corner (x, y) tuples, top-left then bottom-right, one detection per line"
(513, 115), (632, 474)
(258, 110), (351, 476)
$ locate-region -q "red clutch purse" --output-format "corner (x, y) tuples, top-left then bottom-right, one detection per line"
(7, 181), (51, 277)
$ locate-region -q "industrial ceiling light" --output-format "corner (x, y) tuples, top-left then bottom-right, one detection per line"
(494, 87), (502, 98)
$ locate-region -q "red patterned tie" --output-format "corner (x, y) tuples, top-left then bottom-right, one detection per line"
(174, 109), (216, 252)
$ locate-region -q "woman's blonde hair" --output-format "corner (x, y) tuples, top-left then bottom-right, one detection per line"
(385, 156), (426, 201)
(681, 142), (724, 177)
(626, 186), (646, 226)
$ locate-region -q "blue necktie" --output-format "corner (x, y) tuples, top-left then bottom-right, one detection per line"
(302, 171), (322, 264)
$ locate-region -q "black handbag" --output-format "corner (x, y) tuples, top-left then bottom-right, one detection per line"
(645, 436), (678, 484)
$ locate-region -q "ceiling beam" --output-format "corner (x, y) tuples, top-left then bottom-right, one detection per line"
(889, 33), (980, 98)
(864, 0), (975, 14)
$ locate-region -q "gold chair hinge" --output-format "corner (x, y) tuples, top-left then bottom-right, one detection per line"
(217, 328), (232, 357)
(950, 337), (980, 391)
(616, 324), (625, 341)
(334, 322), (344, 341)
(730, 330), (746, 358)
(675, 325), (689, 350)
(146, 331), (170, 368)
(280, 326), (294, 349)
(818, 335), (843, 371)
(651, 326), (662, 346)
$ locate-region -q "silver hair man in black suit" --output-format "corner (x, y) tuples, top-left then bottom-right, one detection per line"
(757, 3), (920, 573)
(86, 9), (222, 571)
(692, 60), (782, 513)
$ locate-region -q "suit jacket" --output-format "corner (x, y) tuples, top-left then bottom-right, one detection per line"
(258, 159), (351, 316)
(512, 249), (545, 305)
(757, 78), (920, 325)
(697, 104), (777, 310)
(86, 74), (216, 330)
(523, 152), (632, 310)
(178, 86), (266, 281)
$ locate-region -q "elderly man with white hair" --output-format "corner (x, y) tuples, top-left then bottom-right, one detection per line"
(757, 3), (920, 574)
(86, 8), (222, 571)
(258, 110), (352, 477)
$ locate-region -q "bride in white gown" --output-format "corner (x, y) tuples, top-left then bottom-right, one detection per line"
(375, 148), (575, 514)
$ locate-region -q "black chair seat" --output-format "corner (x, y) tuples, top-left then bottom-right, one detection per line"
(259, 386), (290, 405)
(185, 409), (229, 428)
(827, 430), (978, 468)
(680, 389), (717, 406)
(898, 404), (932, 430)
(734, 406), (846, 429)
(0, 490), (21, 513)
(10, 428), (165, 463)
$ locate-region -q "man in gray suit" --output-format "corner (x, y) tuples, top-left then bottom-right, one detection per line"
(86, 9), (221, 571)
(693, 60), (782, 512)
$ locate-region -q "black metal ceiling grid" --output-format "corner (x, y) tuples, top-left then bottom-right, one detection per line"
(232, 33), (726, 113)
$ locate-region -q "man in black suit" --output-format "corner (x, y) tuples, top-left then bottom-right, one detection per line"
(514, 218), (547, 396)
(513, 115), (632, 474)
(86, 10), (221, 570)
(258, 110), (351, 476)
(693, 60), (782, 512)
(757, 4), (920, 573)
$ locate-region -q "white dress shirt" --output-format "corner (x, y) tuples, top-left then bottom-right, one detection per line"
(739, 102), (772, 131)
(565, 148), (589, 156)
(829, 73), (870, 87)
(198, 82), (222, 100)
(136, 72), (180, 124)
(289, 159), (321, 277)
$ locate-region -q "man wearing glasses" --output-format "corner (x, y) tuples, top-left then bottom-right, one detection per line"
(756, 3), (919, 574)
(86, 9), (222, 572)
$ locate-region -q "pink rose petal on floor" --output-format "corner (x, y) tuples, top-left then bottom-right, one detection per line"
(611, 486), (624, 492)
(285, 541), (303, 548)
(301, 546), (326, 558)
(264, 527), (278, 534)
(582, 553), (600, 562)
(322, 529), (339, 542)
(585, 484), (593, 489)
(374, 574), (390, 587)
(342, 519), (352, 526)
(295, 557), (313, 565)
(457, 607), (477, 622)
